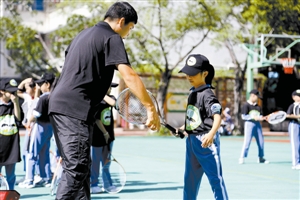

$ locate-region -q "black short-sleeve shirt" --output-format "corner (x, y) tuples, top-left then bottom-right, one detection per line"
(49, 22), (130, 122)
(287, 103), (300, 124)
(92, 95), (116, 147)
(184, 85), (222, 134)
(0, 102), (21, 165)
(241, 102), (262, 121)
(34, 93), (50, 123)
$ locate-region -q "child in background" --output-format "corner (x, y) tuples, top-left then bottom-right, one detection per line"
(178, 54), (228, 200)
(20, 73), (56, 188)
(16, 77), (40, 184)
(0, 78), (21, 190)
(90, 82), (118, 193)
(239, 89), (269, 164)
(286, 89), (300, 170)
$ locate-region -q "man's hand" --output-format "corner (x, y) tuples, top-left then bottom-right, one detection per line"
(145, 106), (161, 131)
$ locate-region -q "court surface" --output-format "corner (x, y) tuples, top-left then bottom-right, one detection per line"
(10, 134), (300, 199)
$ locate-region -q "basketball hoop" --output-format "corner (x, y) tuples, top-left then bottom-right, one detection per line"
(281, 58), (296, 74)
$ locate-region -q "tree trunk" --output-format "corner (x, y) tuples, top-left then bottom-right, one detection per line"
(156, 69), (172, 120)
(233, 77), (243, 135)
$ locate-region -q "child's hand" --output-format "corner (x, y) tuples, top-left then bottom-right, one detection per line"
(103, 132), (110, 144)
(10, 93), (19, 104)
(201, 133), (214, 148)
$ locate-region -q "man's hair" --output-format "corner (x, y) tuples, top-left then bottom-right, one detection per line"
(104, 2), (138, 24)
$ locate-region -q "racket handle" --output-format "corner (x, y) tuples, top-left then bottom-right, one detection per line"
(177, 129), (185, 139)
(164, 124), (185, 139)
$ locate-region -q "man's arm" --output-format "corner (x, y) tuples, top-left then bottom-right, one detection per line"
(117, 64), (160, 131)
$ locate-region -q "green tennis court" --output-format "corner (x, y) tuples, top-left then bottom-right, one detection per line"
(10, 134), (300, 199)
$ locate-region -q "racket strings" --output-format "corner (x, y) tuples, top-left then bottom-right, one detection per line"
(117, 90), (158, 125)
(102, 160), (126, 194)
(0, 175), (8, 190)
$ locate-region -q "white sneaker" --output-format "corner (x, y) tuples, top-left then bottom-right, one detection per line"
(91, 186), (104, 194)
(106, 185), (118, 193)
(34, 175), (42, 184)
(292, 165), (300, 170)
(18, 180), (35, 189)
(238, 158), (244, 164)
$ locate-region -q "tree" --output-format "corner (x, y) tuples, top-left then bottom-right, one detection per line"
(209, 0), (300, 134)
(0, 0), (59, 78)
(125, 0), (221, 119)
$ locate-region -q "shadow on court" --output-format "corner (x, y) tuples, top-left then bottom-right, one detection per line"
(8, 135), (300, 199)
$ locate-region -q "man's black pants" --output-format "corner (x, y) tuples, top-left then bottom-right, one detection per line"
(50, 114), (93, 200)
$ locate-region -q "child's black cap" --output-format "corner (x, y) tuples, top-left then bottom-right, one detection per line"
(179, 54), (214, 76)
(179, 54), (215, 85)
(111, 82), (119, 88)
(0, 78), (19, 93)
(35, 73), (55, 84)
(250, 89), (263, 99)
(292, 89), (300, 97)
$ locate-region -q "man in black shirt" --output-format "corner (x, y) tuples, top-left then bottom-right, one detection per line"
(49, 2), (160, 199)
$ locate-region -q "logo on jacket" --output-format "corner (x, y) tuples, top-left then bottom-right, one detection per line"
(185, 105), (201, 130)
(101, 107), (112, 126)
(249, 110), (260, 118)
(0, 115), (18, 136)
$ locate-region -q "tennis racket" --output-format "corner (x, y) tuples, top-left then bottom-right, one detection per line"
(116, 88), (185, 138)
(50, 157), (62, 196)
(102, 148), (126, 194)
(25, 122), (36, 152)
(264, 111), (287, 124)
(0, 173), (9, 190)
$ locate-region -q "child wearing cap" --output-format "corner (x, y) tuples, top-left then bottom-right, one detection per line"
(90, 82), (118, 194)
(16, 77), (40, 184)
(178, 54), (228, 200)
(239, 89), (269, 164)
(0, 78), (21, 189)
(286, 89), (300, 170)
(19, 73), (56, 188)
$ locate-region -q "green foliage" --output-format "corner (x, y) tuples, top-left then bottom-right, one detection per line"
(0, 16), (52, 77)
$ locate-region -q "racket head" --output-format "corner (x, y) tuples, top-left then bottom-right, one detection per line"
(267, 111), (287, 124)
(50, 159), (62, 196)
(102, 157), (126, 194)
(0, 174), (9, 190)
(116, 88), (157, 125)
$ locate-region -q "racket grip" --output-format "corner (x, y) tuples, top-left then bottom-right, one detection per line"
(164, 124), (185, 139)
(177, 129), (185, 139)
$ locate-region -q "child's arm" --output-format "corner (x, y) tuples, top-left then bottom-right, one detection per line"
(95, 119), (110, 144)
(34, 84), (41, 99)
(286, 114), (300, 119)
(175, 125), (186, 137)
(201, 113), (222, 148)
(103, 95), (116, 107)
(17, 78), (32, 99)
(11, 93), (21, 121)
(26, 114), (36, 130)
